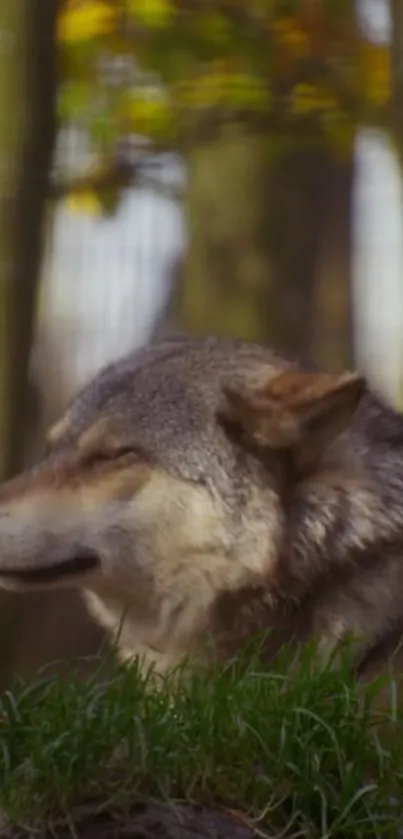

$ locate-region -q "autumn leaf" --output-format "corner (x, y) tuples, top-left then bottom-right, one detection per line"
(177, 64), (271, 113)
(273, 18), (310, 59)
(322, 109), (356, 161)
(127, 0), (175, 29)
(122, 88), (175, 138)
(198, 11), (233, 47)
(66, 189), (103, 215)
(58, 0), (117, 44)
(291, 83), (336, 116)
(59, 81), (92, 120)
(56, 0), (395, 215)
(360, 43), (391, 107)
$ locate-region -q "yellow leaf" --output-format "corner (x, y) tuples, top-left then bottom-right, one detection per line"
(360, 43), (391, 107)
(66, 190), (103, 215)
(291, 83), (334, 116)
(323, 113), (356, 162)
(225, 73), (271, 110)
(124, 91), (174, 137)
(199, 12), (232, 45)
(274, 18), (309, 59)
(127, 0), (174, 28)
(177, 68), (271, 113)
(58, 1), (117, 43)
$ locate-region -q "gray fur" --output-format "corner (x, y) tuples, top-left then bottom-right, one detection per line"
(0, 334), (403, 678)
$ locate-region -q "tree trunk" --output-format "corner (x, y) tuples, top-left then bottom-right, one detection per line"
(311, 157), (354, 370)
(177, 124), (330, 358)
(391, 0), (403, 148)
(390, 0), (403, 406)
(0, 0), (59, 684)
(0, 0), (59, 478)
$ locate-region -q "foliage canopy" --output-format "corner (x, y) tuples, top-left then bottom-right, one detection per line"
(57, 0), (392, 212)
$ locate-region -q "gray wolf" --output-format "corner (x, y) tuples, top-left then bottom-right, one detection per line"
(0, 334), (402, 679)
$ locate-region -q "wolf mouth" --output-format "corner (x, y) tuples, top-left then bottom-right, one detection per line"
(0, 549), (100, 584)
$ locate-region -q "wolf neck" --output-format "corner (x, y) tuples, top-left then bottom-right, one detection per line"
(282, 454), (403, 601)
(82, 580), (208, 674)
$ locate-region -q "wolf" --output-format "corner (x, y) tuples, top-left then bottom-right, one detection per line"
(0, 333), (403, 679)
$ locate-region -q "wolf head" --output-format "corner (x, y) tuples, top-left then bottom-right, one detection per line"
(0, 335), (366, 668)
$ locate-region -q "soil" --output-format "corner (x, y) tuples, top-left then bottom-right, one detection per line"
(2, 801), (272, 839)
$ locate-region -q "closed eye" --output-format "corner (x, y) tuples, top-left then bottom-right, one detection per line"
(102, 446), (135, 460)
(83, 444), (148, 467)
(85, 447), (134, 464)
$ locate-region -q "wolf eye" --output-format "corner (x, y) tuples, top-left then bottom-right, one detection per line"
(109, 446), (135, 459)
(85, 446), (135, 467)
(102, 446), (135, 461)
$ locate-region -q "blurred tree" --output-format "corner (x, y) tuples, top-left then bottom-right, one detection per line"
(182, 130), (328, 352)
(311, 155), (354, 370)
(391, 0), (403, 148)
(390, 0), (403, 407)
(55, 1), (392, 361)
(55, 0), (392, 363)
(0, 0), (59, 684)
(0, 0), (59, 479)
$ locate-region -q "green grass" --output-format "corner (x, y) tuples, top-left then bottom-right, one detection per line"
(0, 640), (403, 838)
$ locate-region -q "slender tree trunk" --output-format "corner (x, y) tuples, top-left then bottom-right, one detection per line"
(177, 124), (330, 358)
(390, 0), (403, 406)
(391, 0), (403, 147)
(0, 0), (59, 480)
(311, 157), (354, 370)
(0, 0), (59, 685)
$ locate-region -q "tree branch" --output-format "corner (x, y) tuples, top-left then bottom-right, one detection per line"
(50, 157), (184, 203)
(50, 159), (135, 200)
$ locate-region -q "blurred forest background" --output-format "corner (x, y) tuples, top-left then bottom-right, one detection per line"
(0, 0), (402, 687)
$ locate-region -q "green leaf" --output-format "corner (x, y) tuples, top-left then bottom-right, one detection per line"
(127, 0), (175, 29)
(59, 81), (92, 120)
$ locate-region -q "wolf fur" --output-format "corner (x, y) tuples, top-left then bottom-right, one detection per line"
(0, 334), (403, 678)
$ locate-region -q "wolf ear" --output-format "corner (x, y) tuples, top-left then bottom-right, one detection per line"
(220, 369), (365, 475)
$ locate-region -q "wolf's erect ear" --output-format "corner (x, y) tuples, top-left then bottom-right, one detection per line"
(220, 369), (365, 475)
